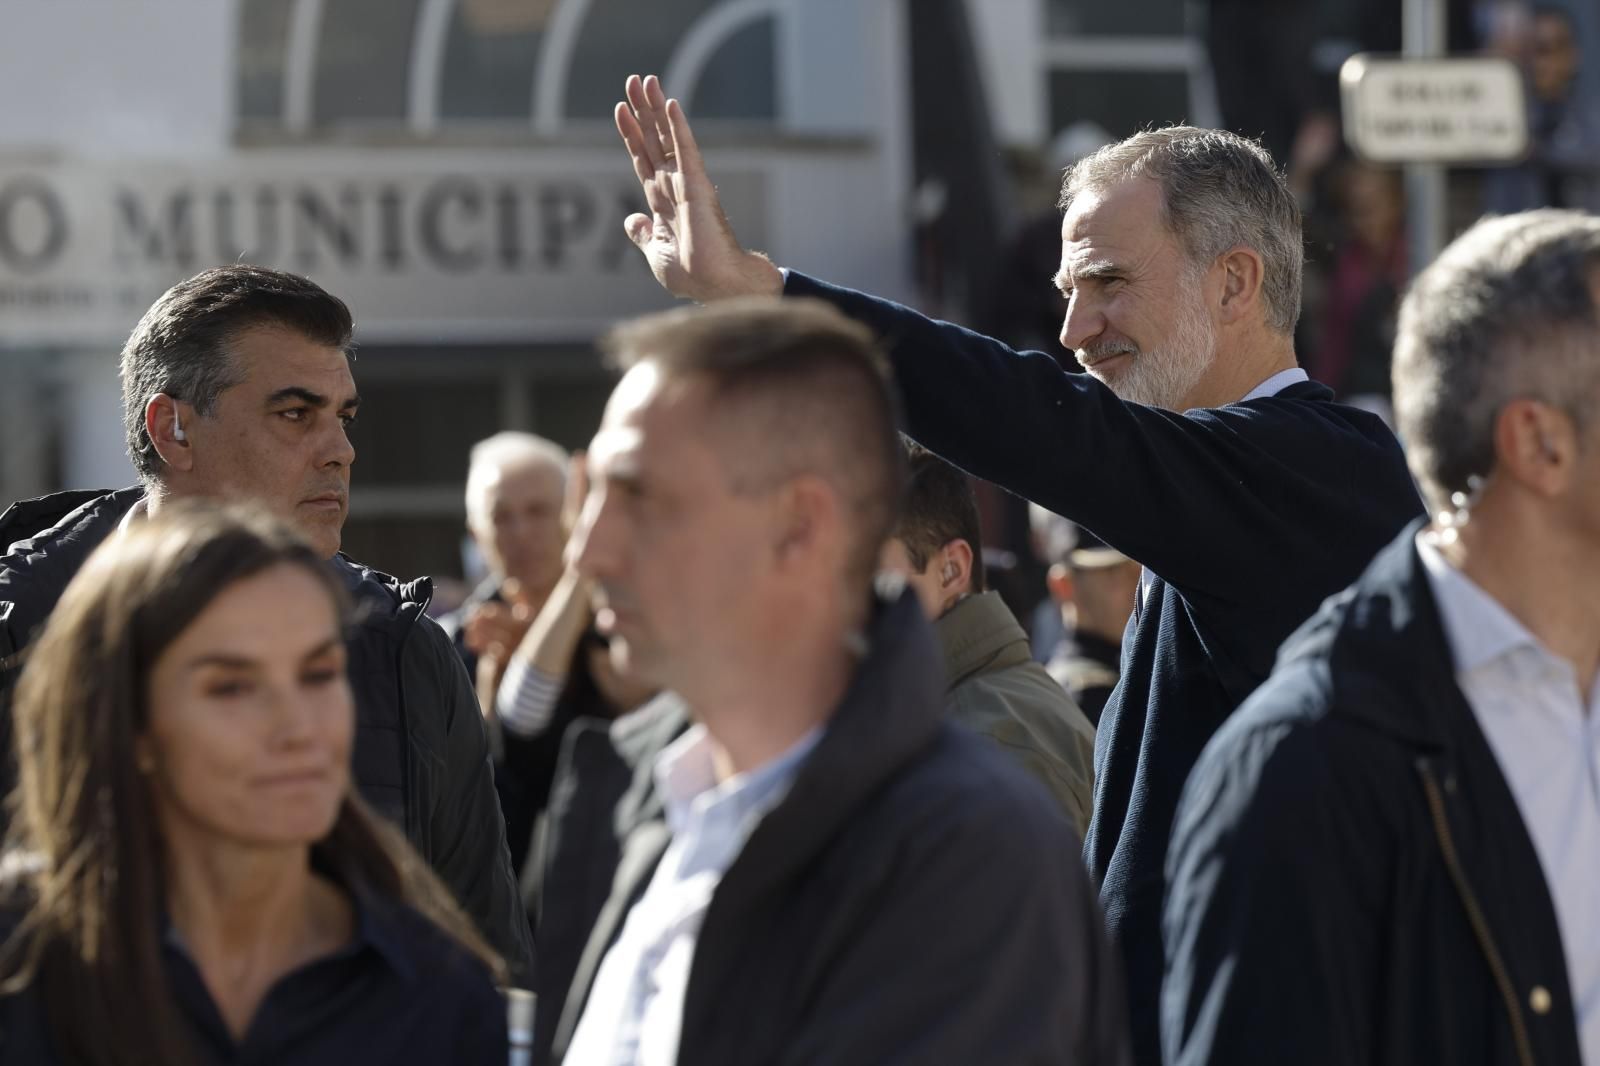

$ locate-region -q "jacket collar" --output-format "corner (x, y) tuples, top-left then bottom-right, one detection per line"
(558, 589), (943, 1055)
(934, 590), (1030, 690)
(1275, 517), (1468, 748)
(1, 487), (143, 647)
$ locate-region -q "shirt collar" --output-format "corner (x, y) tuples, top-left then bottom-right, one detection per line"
(1415, 530), (1546, 675)
(117, 495), (150, 534)
(653, 722), (825, 838)
(1238, 367), (1310, 402)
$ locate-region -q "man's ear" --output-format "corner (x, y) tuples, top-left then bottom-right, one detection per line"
(774, 474), (841, 571)
(145, 393), (194, 473)
(939, 538), (975, 595)
(1493, 398), (1577, 498)
(1216, 245), (1265, 325)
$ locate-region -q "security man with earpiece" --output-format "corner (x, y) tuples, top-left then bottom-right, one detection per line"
(879, 444), (1098, 837)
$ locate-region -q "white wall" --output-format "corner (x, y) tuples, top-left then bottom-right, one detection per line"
(0, 0), (235, 158)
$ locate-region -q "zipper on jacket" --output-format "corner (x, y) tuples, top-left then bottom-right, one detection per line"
(1416, 758), (1535, 1066)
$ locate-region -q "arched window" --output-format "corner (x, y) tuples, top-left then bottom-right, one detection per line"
(235, 0), (783, 136)
(439, 0), (553, 120)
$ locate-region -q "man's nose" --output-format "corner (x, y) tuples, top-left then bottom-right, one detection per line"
(1059, 291), (1106, 353)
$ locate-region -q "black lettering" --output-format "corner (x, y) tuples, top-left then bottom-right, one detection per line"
(292, 186), (362, 270)
(377, 185), (406, 270)
(114, 189), (195, 269)
(0, 178), (68, 273)
(419, 179), (484, 272)
(538, 183), (595, 269)
(494, 185), (521, 271)
(214, 187), (281, 263)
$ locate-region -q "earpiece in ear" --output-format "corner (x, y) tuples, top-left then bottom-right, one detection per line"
(172, 416), (186, 441)
(941, 561), (959, 585)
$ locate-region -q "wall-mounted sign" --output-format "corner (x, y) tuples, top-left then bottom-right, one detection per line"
(0, 151), (767, 345)
(1340, 55), (1527, 164)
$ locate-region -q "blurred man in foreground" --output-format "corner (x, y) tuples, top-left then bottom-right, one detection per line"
(1164, 210), (1600, 1066)
(545, 298), (1128, 1066)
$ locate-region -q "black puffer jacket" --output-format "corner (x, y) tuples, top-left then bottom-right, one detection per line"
(0, 488), (534, 982)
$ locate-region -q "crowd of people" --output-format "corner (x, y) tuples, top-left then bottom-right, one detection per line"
(0, 66), (1596, 1066)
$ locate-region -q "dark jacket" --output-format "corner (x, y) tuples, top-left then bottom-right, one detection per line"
(1162, 523), (1584, 1066)
(548, 591), (1130, 1066)
(529, 708), (682, 1066)
(438, 574), (503, 688)
(784, 270), (1426, 1065)
(936, 590), (1097, 836)
(0, 489), (535, 982)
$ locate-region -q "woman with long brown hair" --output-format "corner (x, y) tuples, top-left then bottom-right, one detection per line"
(0, 503), (507, 1064)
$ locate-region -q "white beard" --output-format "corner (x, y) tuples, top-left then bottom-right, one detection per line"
(1083, 283), (1218, 410)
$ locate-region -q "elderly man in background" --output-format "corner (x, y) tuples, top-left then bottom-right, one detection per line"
(443, 431), (569, 719)
(611, 73), (1425, 1064)
(1164, 210), (1600, 1066)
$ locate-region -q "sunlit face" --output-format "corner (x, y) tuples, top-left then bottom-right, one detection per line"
(569, 363), (781, 691)
(141, 565), (353, 852)
(1056, 178), (1218, 409)
(472, 460), (566, 592)
(182, 326), (359, 559)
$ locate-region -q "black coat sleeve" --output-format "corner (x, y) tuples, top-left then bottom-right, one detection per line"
(777, 786), (1131, 1066)
(783, 271), (1418, 608)
(1161, 681), (1390, 1066)
(407, 615), (537, 984)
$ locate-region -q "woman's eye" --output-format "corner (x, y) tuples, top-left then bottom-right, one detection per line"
(206, 680), (254, 698)
(302, 669), (340, 687)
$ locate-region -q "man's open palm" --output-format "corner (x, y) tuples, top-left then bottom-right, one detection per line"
(613, 74), (782, 302)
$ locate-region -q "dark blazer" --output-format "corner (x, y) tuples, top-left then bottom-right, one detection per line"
(784, 270), (1425, 1064)
(0, 488), (535, 982)
(548, 591), (1130, 1066)
(1163, 522), (1584, 1066)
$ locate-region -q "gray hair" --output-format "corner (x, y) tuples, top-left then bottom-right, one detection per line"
(1393, 209), (1600, 512)
(465, 432), (569, 531)
(1059, 126), (1304, 335)
(119, 265), (353, 483)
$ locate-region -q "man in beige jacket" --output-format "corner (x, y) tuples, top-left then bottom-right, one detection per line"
(881, 445), (1098, 835)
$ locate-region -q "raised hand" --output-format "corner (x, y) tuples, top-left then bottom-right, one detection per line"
(614, 74), (783, 302)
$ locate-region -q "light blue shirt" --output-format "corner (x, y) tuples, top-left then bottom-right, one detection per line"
(1418, 532), (1600, 1064)
(566, 722), (824, 1066)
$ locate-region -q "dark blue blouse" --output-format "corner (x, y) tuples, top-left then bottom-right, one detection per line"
(0, 880), (508, 1065)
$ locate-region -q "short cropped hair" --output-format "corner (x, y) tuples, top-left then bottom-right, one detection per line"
(120, 265), (354, 484)
(895, 443), (986, 594)
(602, 298), (906, 588)
(464, 432), (569, 531)
(1393, 209), (1600, 512)
(1060, 126), (1304, 335)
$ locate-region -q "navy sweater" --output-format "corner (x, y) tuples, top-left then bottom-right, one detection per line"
(785, 271), (1425, 1065)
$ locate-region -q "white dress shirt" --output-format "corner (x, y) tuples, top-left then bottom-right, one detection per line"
(1418, 533), (1600, 1064)
(565, 722), (823, 1066)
